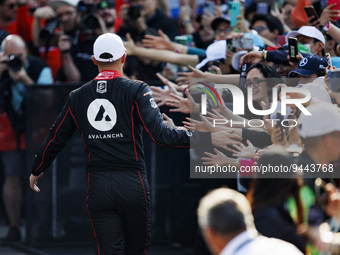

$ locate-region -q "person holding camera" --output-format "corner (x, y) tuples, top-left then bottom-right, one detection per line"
(94, 0), (116, 33)
(0, 34), (53, 245)
(118, 0), (179, 41)
(33, 0), (108, 82)
(0, 0), (34, 46)
(32, 0), (78, 79)
(56, 0), (108, 82)
(32, 0), (78, 47)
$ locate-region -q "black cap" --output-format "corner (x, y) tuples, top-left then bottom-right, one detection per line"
(211, 17), (231, 31)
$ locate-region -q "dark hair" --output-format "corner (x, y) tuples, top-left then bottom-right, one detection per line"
(313, 38), (326, 57)
(313, 38), (322, 45)
(282, 1), (294, 8)
(209, 200), (247, 235)
(251, 14), (284, 36)
(243, 63), (282, 118)
(244, 2), (257, 21)
(196, 13), (203, 24)
(247, 178), (304, 224)
(326, 35), (339, 56)
(247, 62), (283, 88)
(247, 150), (304, 225)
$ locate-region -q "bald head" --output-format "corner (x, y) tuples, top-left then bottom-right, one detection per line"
(2, 35), (26, 54)
(1, 35), (27, 66)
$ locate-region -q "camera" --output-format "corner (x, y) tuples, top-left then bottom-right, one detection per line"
(128, 4), (142, 20)
(77, 1), (100, 34)
(3, 55), (23, 72)
(40, 18), (59, 41)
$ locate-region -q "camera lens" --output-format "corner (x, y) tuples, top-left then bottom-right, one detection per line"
(83, 15), (100, 31)
(40, 18), (59, 41)
(7, 55), (23, 72)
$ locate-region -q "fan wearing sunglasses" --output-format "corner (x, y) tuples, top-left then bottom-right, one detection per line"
(251, 14), (284, 45)
(95, 0), (116, 33)
(0, 0), (18, 34)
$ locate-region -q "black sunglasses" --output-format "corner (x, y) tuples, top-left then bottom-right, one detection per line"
(7, 3), (17, 9)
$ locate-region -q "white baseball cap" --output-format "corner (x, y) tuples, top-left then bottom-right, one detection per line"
(49, 0), (79, 8)
(93, 33), (126, 62)
(232, 50), (247, 71)
(196, 40), (227, 70)
(286, 26), (325, 46)
(298, 103), (340, 138)
(297, 83), (331, 103)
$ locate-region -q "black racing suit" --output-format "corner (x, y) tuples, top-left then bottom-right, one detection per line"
(31, 71), (210, 255)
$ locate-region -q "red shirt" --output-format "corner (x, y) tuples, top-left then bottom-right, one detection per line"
(0, 111), (25, 151)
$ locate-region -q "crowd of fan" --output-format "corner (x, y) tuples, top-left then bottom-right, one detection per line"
(2, 0), (340, 254)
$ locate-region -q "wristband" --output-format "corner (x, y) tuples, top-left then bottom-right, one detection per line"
(175, 44), (183, 53)
(262, 50), (267, 61)
(323, 22), (331, 32)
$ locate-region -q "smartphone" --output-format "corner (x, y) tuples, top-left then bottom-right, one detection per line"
(239, 63), (249, 89)
(326, 53), (340, 92)
(229, 1), (241, 27)
(276, 112), (285, 141)
(257, 2), (269, 14)
(203, 1), (215, 16)
(329, 69), (340, 92)
(288, 37), (298, 62)
(328, 0), (340, 21)
(304, 6), (319, 23)
(232, 37), (253, 50)
(174, 35), (193, 46)
(276, 35), (286, 46)
(226, 39), (234, 53)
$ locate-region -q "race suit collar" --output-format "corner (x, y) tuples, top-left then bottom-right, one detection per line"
(94, 70), (123, 80)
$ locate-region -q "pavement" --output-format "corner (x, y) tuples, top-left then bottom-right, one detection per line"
(0, 247), (28, 255)
(0, 224), (28, 255)
(0, 224), (193, 255)
(0, 244), (193, 255)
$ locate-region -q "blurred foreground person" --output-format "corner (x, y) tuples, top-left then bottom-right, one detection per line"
(297, 102), (340, 170)
(197, 188), (303, 255)
(247, 149), (306, 253)
(0, 34), (53, 245)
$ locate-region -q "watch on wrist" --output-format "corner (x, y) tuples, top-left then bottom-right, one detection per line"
(323, 22), (331, 32)
(262, 50), (267, 61)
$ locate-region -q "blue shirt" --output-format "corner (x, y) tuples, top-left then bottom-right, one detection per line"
(11, 61), (53, 112)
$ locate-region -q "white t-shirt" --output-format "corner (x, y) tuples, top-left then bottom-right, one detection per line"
(220, 229), (303, 255)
